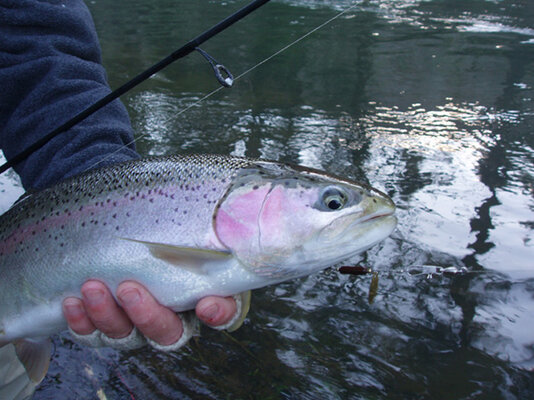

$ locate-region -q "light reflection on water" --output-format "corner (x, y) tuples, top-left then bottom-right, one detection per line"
(0, 153), (24, 213)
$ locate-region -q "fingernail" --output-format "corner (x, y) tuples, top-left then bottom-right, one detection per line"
(82, 288), (105, 306)
(199, 304), (219, 322)
(63, 299), (84, 318)
(118, 288), (141, 307)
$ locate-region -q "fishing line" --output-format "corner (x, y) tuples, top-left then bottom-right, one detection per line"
(85, 1), (362, 172)
(0, 0), (271, 175)
(0, 1), (361, 176)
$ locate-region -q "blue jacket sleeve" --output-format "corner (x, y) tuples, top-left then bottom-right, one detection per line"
(0, 0), (140, 190)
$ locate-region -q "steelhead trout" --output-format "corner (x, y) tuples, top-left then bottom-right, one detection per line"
(0, 154), (396, 387)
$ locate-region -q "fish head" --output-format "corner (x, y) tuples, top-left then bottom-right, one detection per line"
(214, 162), (397, 279)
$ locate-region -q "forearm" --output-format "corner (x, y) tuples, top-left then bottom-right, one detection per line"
(0, 0), (139, 190)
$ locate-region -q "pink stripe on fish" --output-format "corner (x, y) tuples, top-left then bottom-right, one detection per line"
(0, 186), (181, 257)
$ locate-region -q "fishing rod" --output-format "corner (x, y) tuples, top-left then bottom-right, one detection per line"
(0, 0), (271, 175)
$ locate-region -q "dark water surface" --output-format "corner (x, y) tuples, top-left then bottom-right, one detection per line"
(2, 0), (533, 398)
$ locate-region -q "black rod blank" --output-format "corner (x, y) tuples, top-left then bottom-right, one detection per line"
(0, 0), (271, 175)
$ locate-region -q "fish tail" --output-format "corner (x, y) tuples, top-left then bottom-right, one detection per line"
(0, 338), (51, 400)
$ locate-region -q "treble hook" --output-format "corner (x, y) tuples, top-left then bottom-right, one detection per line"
(195, 47), (234, 88)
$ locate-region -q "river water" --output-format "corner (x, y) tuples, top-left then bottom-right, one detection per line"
(1, 0), (533, 398)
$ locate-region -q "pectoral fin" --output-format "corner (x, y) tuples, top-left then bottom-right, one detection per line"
(119, 237), (232, 274)
(226, 291), (252, 333)
(14, 339), (51, 383)
(0, 339), (51, 400)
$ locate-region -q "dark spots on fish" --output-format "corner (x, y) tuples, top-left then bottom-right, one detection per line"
(81, 222), (86, 227)
(79, 206), (84, 211)
(155, 219), (159, 224)
(112, 214), (117, 219)
(253, 185), (259, 190)
(372, 198), (377, 204)
(126, 212), (131, 217)
(31, 231), (36, 235)
(116, 226), (120, 231)
(183, 210), (188, 215)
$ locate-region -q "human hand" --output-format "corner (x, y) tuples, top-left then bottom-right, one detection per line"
(62, 280), (239, 350)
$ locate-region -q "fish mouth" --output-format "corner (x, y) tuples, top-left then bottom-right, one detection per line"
(359, 209), (396, 224)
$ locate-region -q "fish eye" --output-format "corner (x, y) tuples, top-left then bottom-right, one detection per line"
(321, 187), (348, 211)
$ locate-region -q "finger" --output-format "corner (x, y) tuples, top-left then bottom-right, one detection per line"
(81, 280), (133, 339)
(196, 296), (237, 327)
(63, 297), (96, 335)
(116, 281), (183, 346)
